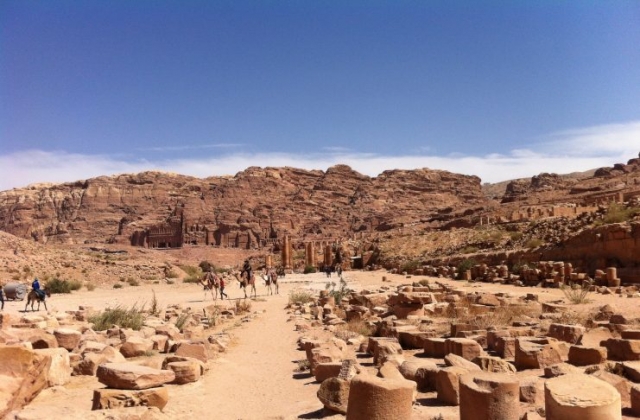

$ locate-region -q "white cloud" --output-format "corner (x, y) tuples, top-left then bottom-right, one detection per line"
(1, 120), (638, 191)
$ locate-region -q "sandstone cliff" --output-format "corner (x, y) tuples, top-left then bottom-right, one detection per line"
(0, 166), (487, 247)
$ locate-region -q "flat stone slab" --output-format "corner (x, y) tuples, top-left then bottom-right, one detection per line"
(96, 363), (175, 390)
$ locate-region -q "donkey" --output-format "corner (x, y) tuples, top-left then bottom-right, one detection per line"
(25, 288), (51, 312)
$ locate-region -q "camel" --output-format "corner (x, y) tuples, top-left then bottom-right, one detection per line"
(200, 271), (220, 301)
(262, 269), (279, 295)
(234, 271), (256, 298)
(25, 288), (50, 312)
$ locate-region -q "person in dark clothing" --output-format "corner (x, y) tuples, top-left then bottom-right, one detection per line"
(32, 278), (45, 300)
(0, 286), (4, 310)
(219, 276), (228, 299)
(241, 260), (252, 281)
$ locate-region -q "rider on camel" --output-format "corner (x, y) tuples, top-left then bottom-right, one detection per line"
(241, 259), (253, 282)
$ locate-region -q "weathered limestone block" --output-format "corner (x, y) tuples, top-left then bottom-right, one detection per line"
(314, 362), (342, 383)
(548, 323), (585, 344)
(161, 355), (206, 375)
(451, 323), (473, 337)
(487, 330), (510, 351)
(317, 377), (350, 414)
(397, 292), (436, 304)
(346, 374), (415, 420)
(53, 328), (82, 351)
(374, 340), (403, 366)
(459, 372), (519, 420)
(545, 373), (621, 420)
(590, 370), (630, 404)
(444, 338), (483, 361)
(602, 338), (640, 361)
(544, 362), (581, 378)
(174, 341), (215, 363)
(74, 346), (126, 376)
(19, 330), (58, 349)
(0, 313), (12, 329)
(436, 366), (468, 406)
(91, 387), (169, 410)
(519, 376), (544, 404)
(34, 348), (71, 386)
(96, 363), (175, 390)
(622, 361), (640, 382)
(424, 337), (446, 358)
(631, 384), (640, 416)
(472, 355), (517, 374)
(166, 360), (201, 384)
(154, 324), (182, 341)
(568, 345), (607, 366)
(399, 359), (438, 392)
(398, 330), (435, 349)
(515, 338), (563, 370)
(120, 336), (154, 358)
(393, 303), (424, 319)
(444, 354), (481, 372)
(308, 345), (344, 374)
(150, 335), (168, 352)
(496, 336), (517, 359)
(0, 346), (52, 419)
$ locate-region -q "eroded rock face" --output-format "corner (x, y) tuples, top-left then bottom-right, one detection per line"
(0, 167), (486, 246)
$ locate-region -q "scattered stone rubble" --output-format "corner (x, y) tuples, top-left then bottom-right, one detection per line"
(0, 301), (256, 418)
(287, 279), (640, 420)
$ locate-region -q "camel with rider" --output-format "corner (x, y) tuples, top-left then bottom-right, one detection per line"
(233, 270), (256, 298)
(200, 271), (220, 301)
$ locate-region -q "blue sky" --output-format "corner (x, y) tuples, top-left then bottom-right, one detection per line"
(1, 1), (639, 190)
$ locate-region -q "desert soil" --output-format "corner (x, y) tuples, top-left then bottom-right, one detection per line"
(5, 270), (640, 420)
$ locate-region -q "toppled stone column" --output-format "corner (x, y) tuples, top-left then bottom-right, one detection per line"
(545, 373), (621, 420)
(459, 372), (519, 420)
(346, 373), (415, 420)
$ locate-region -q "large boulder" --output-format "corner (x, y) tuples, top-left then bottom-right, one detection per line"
(91, 387), (169, 410)
(0, 346), (52, 418)
(96, 363), (175, 390)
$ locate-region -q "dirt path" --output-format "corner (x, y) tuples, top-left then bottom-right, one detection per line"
(164, 287), (322, 420)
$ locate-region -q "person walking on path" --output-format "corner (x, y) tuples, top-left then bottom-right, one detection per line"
(219, 276), (228, 299)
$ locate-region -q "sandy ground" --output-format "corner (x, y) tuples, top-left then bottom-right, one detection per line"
(5, 270), (640, 420)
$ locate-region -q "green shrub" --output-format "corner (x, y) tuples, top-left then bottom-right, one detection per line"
(113, 283), (123, 289)
(460, 246), (479, 254)
(165, 270), (179, 279)
(525, 238), (543, 249)
(174, 313), (190, 332)
(400, 259), (421, 273)
(198, 261), (214, 273)
(183, 276), (201, 283)
(288, 290), (315, 306)
(561, 282), (591, 304)
(326, 279), (350, 305)
(88, 305), (145, 331)
(127, 278), (140, 286)
(85, 282), (96, 291)
(303, 265), (317, 274)
(603, 203), (640, 224)
(47, 278), (82, 294)
(456, 259), (477, 280)
(179, 265), (201, 277)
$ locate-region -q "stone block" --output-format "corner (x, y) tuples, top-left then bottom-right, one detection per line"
(496, 336), (516, 359)
(91, 387), (169, 410)
(459, 372), (519, 420)
(397, 330), (434, 349)
(346, 374), (415, 420)
(317, 377), (350, 415)
(374, 340), (403, 366)
(424, 337), (446, 358)
(631, 384), (640, 416)
(96, 363), (175, 390)
(545, 373), (621, 420)
(602, 338), (640, 361)
(175, 341), (215, 363)
(399, 359), (438, 392)
(519, 376), (544, 404)
(120, 336), (154, 358)
(444, 338), (483, 361)
(34, 347), (71, 386)
(0, 346), (52, 418)
(314, 362), (342, 383)
(472, 355), (517, 373)
(53, 328), (82, 351)
(515, 338), (562, 370)
(548, 323), (585, 344)
(166, 360), (201, 384)
(436, 366), (468, 406)
(568, 345), (607, 366)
